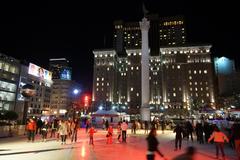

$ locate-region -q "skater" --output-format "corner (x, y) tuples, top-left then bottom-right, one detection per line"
(132, 120), (137, 134)
(173, 124), (183, 151)
(41, 120), (48, 142)
(106, 125), (113, 144)
(26, 118), (36, 142)
(186, 121), (193, 141)
(117, 122), (121, 142)
(230, 122), (240, 160)
(208, 126), (229, 160)
(144, 121), (149, 134)
(146, 128), (167, 160)
(88, 126), (97, 145)
(59, 120), (68, 145)
(121, 120), (128, 143)
(71, 119), (78, 143)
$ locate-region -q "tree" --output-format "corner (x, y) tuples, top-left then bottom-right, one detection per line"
(4, 111), (18, 136)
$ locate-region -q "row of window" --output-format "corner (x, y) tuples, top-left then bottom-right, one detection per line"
(0, 61), (19, 74)
(162, 49), (210, 55)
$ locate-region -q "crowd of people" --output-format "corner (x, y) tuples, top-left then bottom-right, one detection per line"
(24, 117), (240, 160)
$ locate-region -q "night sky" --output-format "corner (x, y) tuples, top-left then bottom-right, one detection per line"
(0, 1), (239, 92)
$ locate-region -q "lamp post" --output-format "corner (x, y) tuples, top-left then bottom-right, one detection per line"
(72, 89), (80, 120)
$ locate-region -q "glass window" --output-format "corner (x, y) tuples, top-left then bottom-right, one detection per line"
(204, 70), (207, 74)
(173, 93), (176, 97)
(4, 63), (10, 72)
(130, 87), (133, 91)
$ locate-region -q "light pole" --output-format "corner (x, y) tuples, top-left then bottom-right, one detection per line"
(72, 89), (80, 120)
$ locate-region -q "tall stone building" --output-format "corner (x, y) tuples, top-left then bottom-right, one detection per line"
(92, 45), (216, 115)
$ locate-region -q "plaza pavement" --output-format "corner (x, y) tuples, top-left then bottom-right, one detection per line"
(0, 129), (238, 160)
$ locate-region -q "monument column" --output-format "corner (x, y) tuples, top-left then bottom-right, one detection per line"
(139, 17), (150, 121)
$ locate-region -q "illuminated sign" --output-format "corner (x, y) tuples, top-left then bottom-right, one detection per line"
(28, 63), (52, 81)
(60, 68), (72, 80)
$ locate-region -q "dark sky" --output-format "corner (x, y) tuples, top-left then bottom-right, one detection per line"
(0, 1), (239, 92)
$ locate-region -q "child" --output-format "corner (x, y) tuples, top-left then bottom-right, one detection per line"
(106, 126), (113, 144)
(88, 126), (97, 145)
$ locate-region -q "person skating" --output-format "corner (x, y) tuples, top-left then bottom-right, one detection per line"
(186, 121), (193, 142)
(121, 120), (128, 143)
(71, 119), (78, 143)
(146, 127), (167, 160)
(230, 122), (240, 160)
(26, 118), (36, 142)
(106, 125), (113, 144)
(208, 126), (229, 160)
(88, 126), (97, 145)
(195, 122), (204, 144)
(59, 120), (68, 145)
(41, 120), (48, 142)
(117, 122), (121, 142)
(174, 124), (184, 151)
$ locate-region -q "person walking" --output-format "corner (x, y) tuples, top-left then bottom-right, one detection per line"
(173, 124), (184, 151)
(26, 118), (36, 142)
(230, 122), (240, 160)
(172, 146), (196, 160)
(88, 126), (97, 145)
(59, 120), (68, 145)
(121, 120), (128, 143)
(50, 119), (58, 138)
(41, 120), (48, 142)
(105, 119), (109, 130)
(208, 126), (229, 160)
(106, 125), (113, 144)
(146, 128), (167, 160)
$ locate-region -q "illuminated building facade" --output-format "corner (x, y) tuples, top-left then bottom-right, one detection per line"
(113, 15), (186, 56)
(92, 45), (216, 114)
(0, 53), (20, 111)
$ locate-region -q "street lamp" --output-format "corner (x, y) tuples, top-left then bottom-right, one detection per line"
(72, 88), (81, 119)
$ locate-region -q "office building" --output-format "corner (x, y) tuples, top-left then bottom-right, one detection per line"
(0, 53), (20, 111)
(113, 15), (186, 56)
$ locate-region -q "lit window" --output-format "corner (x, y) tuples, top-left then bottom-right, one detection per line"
(180, 51), (183, 54)
(96, 88), (99, 91)
(204, 70), (207, 74)
(189, 76), (192, 80)
(196, 93), (198, 97)
(100, 54), (102, 57)
(205, 82), (208, 85)
(136, 66), (139, 70)
(200, 88), (203, 91)
(167, 99), (170, 102)
(136, 93), (139, 97)
(206, 93), (209, 97)
(195, 50), (198, 53)
(101, 88), (104, 91)
(121, 73), (123, 76)
(190, 88), (192, 91)
(177, 65), (180, 69)
(173, 88), (176, 91)
(104, 54), (107, 57)
(107, 83), (109, 86)
(199, 70), (202, 74)
(149, 77), (151, 80)
(206, 87), (209, 90)
(188, 70), (191, 74)
(189, 82), (192, 85)
(195, 88), (198, 91)
(173, 93), (176, 97)
(95, 55), (97, 58)
(194, 70), (197, 74)
(172, 65), (175, 69)
(133, 53), (136, 56)
(194, 82), (197, 85)
(97, 78), (99, 81)
(179, 87), (182, 91)
(107, 67), (109, 71)
(202, 100), (204, 103)
(102, 78), (104, 81)
(96, 83), (99, 86)
(131, 87), (133, 91)
(102, 83), (104, 86)
(131, 67), (134, 70)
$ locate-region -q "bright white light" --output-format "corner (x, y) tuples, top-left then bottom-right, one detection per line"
(73, 89), (80, 95)
(99, 106), (103, 110)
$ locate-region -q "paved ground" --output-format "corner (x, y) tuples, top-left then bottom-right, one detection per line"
(0, 129), (238, 160)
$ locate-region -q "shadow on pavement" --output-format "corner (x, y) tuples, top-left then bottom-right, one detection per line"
(0, 146), (81, 156)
